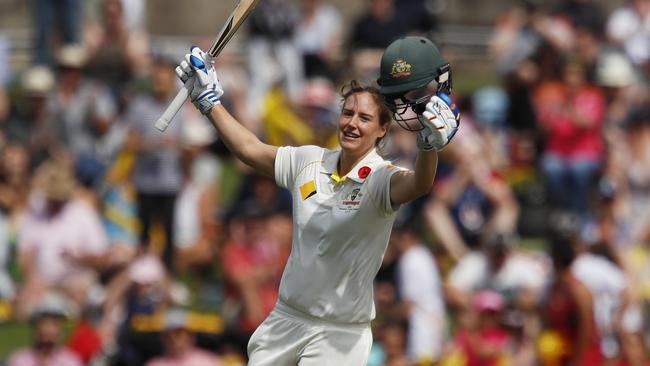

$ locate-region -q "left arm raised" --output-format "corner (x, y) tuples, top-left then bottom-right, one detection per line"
(390, 149), (438, 206)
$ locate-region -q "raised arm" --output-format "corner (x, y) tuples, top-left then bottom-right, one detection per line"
(176, 47), (277, 177)
(390, 94), (459, 206)
(205, 105), (277, 177)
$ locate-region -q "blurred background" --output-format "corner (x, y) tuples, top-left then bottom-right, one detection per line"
(0, 0), (649, 365)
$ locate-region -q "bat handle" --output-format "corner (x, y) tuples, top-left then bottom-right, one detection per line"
(155, 79), (193, 132)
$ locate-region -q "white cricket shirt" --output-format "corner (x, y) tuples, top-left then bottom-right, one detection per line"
(275, 145), (404, 323)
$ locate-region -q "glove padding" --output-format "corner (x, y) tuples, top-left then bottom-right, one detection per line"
(176, 47), (224, 114)
(416, 93), (460, 151)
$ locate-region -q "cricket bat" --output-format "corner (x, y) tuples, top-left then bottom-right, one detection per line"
(155, 0), (262, 132)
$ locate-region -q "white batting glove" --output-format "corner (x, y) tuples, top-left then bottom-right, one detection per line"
(176, 46), (224, 114)
(416, 93), (460, 151)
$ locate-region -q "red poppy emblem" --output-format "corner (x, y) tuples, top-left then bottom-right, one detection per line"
(358, 166), (371, 179)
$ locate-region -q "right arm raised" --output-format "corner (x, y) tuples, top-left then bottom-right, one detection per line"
(176, 47), (277, 177)
(205, 104), (277, 177)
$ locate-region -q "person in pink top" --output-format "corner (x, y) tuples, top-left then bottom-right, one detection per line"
(534, 59), (606, 216)
(15, 160), (109, 320)
(145, 309), (223, 366)
(7, 295), (83, 366)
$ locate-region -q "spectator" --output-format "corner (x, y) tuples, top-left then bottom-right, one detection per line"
(33, 0), (82, 65)
(7, 294), (83, 366)
(539, 237), (602, 366)
(447, 290), (514, 366)
(3, 67), (62, 167)
(425, 121), (519, 259)
(221, 205), (284, 336)
(391, 213), (447, 364)
(349, 0), (407, 50)
(16, 160), (109, 320)
(347, 0), (407, 81)
(489, 0), (574, 76)
(0, 144), (32, 221)
(534, 59), (606, 216)
(124, 58), (184, 270)
(101, 255), (169, 365)
(246, 0), (304, 119)
(145, 309), (223, 366)
(606, 0), (650, 66)
(554, 0), (605, 34)
(446, 233), (548, 314)
(84, 0), (151, 97)
(50, 44), (118, 184)
(294, 0), (343, 79)
(569, 219), (641, 363)
(174, 116), (221, 273)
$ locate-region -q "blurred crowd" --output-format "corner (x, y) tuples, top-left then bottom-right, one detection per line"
(0, 0), (649, 365)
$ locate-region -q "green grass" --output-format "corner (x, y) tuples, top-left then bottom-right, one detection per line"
(0, 320), (76, 360)
(0, 322), (31, 359)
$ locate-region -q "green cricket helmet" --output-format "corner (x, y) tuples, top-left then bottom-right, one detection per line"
(377, 36), (452, 131)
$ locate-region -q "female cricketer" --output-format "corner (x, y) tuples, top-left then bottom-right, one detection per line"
(174, 36), (459, 365)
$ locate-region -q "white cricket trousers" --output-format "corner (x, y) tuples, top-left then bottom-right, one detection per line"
(247, 301), (373, 366)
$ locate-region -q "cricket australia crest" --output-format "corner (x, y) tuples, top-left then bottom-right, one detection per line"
(391, 59), (412, 78)
(338, 187), (363, 212)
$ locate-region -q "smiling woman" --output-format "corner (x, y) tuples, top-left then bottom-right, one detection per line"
(171, 39), (459, 365)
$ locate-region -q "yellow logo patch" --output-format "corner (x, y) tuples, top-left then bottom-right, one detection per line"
(391, 59), (412, 78)
(300, 180), (317, 200)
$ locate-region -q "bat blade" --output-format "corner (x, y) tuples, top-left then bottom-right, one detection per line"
(155, 0), (261, 132)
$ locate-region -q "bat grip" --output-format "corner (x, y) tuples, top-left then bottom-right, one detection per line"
(155, 79), (193, 132)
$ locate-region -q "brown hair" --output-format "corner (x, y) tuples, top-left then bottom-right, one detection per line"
(340, 80), (393, 146)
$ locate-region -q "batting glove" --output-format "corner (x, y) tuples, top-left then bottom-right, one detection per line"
(416, 93), (460, 151)
(176, 46), (224, 114)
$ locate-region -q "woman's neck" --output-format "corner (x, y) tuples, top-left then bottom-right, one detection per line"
(338, 148), (373, 177)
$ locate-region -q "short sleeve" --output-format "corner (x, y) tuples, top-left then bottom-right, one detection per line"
(366, 164), (405, 216)
(275, 146), (297, 190)
(274, 145), (322, 190)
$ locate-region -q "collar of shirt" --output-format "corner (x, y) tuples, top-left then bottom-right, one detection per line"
(320, 148), (384, 183)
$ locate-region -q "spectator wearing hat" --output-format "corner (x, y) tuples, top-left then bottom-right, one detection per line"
(445, 290), (514, 366)
(98, 254), (169, 364)
(15, 160), (109, 320)
(49, 44), (118, 188)
(2, 66), (64, 167)
(7, 294), (83, 366)
(145, 309), (223, 366)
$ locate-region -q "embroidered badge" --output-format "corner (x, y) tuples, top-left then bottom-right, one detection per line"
(391, 59), (412, 78)
(300, 180), (317, 200)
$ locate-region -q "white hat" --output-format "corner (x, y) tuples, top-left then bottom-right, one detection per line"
(129, 255), (166, 284)
(597, 52), (635, 88)
(56, 44), (87, 68)
(22, 66), (54, 94)
(31, 293), (71, 320)
(182, 115), (217, 147)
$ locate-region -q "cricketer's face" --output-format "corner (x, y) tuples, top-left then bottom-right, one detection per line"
(338, 92), (387, 156)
